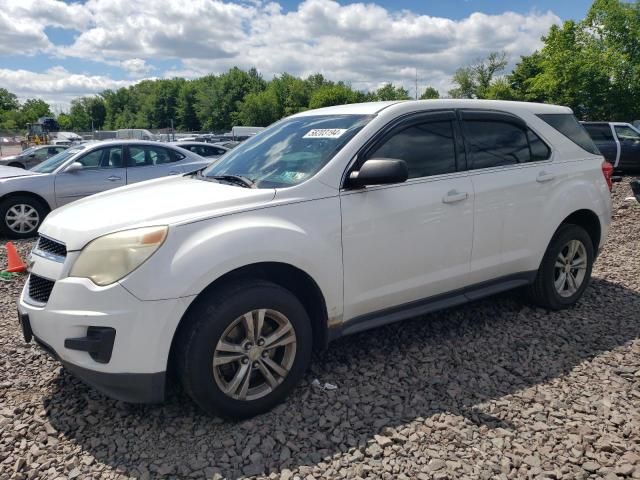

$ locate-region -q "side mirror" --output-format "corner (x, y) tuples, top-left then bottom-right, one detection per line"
(348, 158), (408, 188)
(65, 162), (83, 173)
(28, 153), (36, 158)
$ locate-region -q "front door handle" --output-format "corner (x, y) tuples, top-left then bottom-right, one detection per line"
(168, 170), (180, 175)
(536, 171), (555, 183)
(442, 190), (468, 204)
(107, 176), (122, 181)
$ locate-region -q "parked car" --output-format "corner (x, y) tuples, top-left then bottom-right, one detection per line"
(582, 121), (640, 172)
(0, 145), (68, 169)
(213, 140), (241, 150)
(169, 141), (229, 158)
(17, 100), (612, 418)
(0, 140), (207, 238)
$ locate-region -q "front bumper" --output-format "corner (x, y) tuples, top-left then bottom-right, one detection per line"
(18, 273), (195, 403)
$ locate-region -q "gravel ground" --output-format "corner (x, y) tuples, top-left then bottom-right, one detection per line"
(1, 179), (639, 480)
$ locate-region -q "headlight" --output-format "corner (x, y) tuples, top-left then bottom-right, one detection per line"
(70, 226), (168, 286)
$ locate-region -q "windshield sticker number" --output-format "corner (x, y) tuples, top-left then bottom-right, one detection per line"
(303, 128), (347, 139)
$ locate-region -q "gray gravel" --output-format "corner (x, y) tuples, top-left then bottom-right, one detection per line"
(1, 179), (639, 480)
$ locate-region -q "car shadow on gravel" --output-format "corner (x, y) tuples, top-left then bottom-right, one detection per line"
(42, 277), (640, 479)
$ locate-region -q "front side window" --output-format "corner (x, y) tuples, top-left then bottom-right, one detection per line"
(463, 121), (530, 169)
(614, 125), (640, 142)
(203, 114), (372, 188)
(76, 147), (123, 169)
(368, 121), (456, 178)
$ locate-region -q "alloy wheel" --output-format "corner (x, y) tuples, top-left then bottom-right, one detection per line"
(554, 239), (587, 298)
(213, 309), (297, 401)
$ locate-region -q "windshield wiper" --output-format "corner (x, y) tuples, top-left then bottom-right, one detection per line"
(208, 174), (256, 188)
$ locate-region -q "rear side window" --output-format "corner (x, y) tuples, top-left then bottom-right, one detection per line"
(528, 130), (551, 161)
(462, 121), (529, 169)
(368, 121), (456, 178)
(537, 114), (600, 155)
(583, 124), (614, 142)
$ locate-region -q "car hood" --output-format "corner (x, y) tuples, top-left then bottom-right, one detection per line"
(0, 155), (18, 162)
(40, 174), (277, 250)
(0, 165), (38, 178)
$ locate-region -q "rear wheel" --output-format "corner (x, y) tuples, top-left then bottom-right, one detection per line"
(176, 280), (312, 418)
(527, 224), (594, 310)
(0, 195), (47, 239)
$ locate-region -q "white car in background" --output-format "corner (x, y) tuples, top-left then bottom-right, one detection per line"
(18, 100), (612, 418)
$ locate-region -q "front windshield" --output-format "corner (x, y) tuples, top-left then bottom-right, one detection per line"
(203, 114), (373, 188)
(30, 146), (86, 173)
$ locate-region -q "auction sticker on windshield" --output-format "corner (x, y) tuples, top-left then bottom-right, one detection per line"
(303, 129), (347, 139)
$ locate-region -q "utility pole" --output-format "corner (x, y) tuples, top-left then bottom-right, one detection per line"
(415, 68), (418, 100)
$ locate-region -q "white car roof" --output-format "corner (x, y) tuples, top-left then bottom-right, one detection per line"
(292, 99), (572, 117)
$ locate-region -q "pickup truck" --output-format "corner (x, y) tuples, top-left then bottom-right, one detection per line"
(582, 122), (640, 172)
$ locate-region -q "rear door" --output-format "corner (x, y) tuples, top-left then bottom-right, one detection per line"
(54, 145), (126, 206)
(125, 144), (184, 184)
(613, 124), (640, 171)
(460, 110), (555, 284)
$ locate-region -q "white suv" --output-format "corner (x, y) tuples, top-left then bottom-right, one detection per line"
(17, 100), (613, 417)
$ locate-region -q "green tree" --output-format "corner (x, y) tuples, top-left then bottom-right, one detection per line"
(374, 83), (411, 101)
(419, 86), (440, 99)
(20, 99), (52, 124)
(176, 83), (200, 131)
(308, 84), (363, 109)
(449, 51), (509, 99)
(0, 88), (19, 112)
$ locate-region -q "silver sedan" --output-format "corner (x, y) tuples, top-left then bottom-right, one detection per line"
(0, 140), (211, 238)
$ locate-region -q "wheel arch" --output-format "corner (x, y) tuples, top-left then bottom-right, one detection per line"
(558, 209), (601, 253)
(0, 191), (52, 213)
(167, 261), (329, 376)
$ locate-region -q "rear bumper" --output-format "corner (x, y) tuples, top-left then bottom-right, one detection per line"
(34, 333), (165, 403)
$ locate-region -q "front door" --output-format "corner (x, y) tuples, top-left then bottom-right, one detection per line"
(340, 111), (474, 322)
(613, 124), (640, 171)
(54, 145), (126, 207)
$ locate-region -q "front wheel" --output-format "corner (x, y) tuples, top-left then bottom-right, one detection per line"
(0, 195), (47, 239)
(176, 280), (313, 418)
(527, 224), (594, 310)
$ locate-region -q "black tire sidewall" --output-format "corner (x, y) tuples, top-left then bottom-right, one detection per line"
(0, 196), (46, 239)
(181, 282), (313, 418)
(539, 225), (594, 309)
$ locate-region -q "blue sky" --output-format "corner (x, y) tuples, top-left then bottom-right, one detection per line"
(0, 0), (594, 109)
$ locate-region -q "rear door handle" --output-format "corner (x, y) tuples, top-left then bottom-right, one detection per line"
(107, 176), (121, 181)
(536, 172), (555, 183)
(442, 190), (468, 204)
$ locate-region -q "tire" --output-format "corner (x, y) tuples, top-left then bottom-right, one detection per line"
(527, 224), (594, 310)
(7, 162), (25, 169)
(176, 280), (313, 418)
(0, 195), (47, 239)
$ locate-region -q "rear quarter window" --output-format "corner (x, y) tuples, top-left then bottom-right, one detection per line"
(537, 114), (600, 155)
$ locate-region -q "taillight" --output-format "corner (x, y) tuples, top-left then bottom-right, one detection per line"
(601, 160), (614, 192)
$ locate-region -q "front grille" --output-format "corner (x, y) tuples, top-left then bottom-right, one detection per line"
(36, 236), (67, 259)
(28, 274), (55, 304)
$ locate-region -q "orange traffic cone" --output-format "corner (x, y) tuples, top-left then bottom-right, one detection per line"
(5, 242), (26, 273)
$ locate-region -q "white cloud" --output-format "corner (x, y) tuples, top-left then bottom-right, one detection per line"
(120, 58), (153, 77)
(0, 67), (136, 110)
(0, 0), (561, 104)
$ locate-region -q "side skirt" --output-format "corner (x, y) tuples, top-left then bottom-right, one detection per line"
(330, 271), (537, 341)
